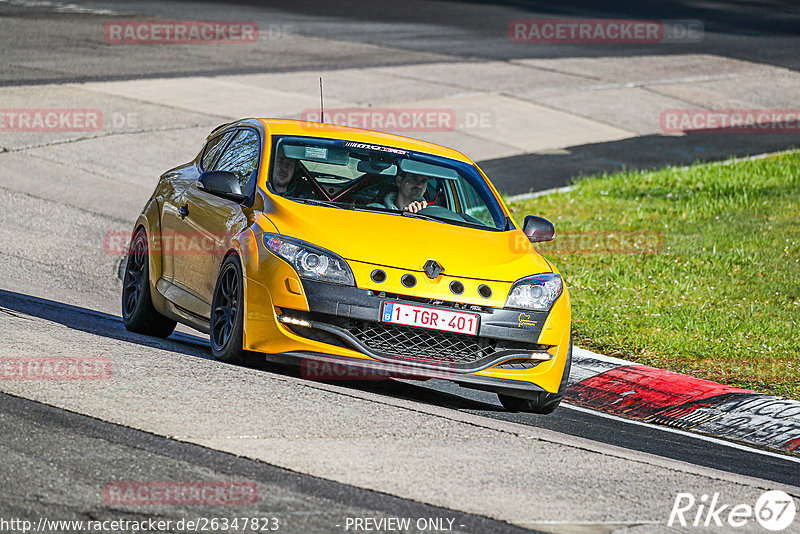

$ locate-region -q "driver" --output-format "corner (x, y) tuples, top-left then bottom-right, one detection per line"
(271, 151), (315, 198)
(372, 171), (429, 213)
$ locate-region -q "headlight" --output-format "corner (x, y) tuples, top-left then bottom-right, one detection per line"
(263, 233), (354, 285)
(505, 273), (563, 311)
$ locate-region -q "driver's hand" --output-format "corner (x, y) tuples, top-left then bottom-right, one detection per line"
(404, 200), (428, 213)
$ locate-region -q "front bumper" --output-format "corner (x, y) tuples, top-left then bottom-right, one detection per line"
(242, 252), (571, 394)
(279, 280), (554, 374)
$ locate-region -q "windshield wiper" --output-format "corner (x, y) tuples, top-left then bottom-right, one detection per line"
(356, 205), (402, 215)
(289, 198), (352, 210)
(400, 210), (442, 222)
(401, 210), (496, 230)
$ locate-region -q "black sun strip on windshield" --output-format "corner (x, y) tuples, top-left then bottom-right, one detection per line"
(342, 141), (408, 156)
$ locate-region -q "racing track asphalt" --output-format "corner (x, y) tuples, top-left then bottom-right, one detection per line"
(0, 390), (537, 534)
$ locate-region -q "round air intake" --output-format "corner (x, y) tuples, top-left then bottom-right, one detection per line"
(401, 274), (417, 288)
(478, 284), (492, 299)
(449, 281), (464, 295)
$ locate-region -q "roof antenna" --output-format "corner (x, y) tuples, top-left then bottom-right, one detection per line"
(319, 77), (325, 123)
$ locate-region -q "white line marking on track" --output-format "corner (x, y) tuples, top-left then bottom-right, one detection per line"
(573, 346), (633, 366)
(563, 403), (800, 465)
(504, 185), (575, 203)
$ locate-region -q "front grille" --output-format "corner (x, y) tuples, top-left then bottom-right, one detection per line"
(283, 310), (550, 369)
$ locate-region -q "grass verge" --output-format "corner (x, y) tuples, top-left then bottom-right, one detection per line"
(507, 152), (800, 399)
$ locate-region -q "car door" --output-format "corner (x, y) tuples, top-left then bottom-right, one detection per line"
(172, 128), (260, 311)
(161, 130), (233, 285)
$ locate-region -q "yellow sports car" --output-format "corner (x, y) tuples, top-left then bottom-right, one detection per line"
(122, 119), (572, 413)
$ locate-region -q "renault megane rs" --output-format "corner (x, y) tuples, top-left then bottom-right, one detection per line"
(122, 119), (571, 413)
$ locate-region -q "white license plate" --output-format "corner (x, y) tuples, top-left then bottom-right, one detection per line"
(381, 301), (479, 336)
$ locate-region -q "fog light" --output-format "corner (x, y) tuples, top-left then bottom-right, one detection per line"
(280, 316), (310, 327)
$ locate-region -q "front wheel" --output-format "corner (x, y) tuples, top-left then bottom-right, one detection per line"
(122, 228), (177, 338)
(210, 255), (260, 367)
(497, 332), (572, 414)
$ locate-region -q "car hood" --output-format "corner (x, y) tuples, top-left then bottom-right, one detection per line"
(261, 200), (551, 282)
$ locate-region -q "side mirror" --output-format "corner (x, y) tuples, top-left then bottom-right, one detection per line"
(523, 215), (555, 243)
(198, 171), (247, 203)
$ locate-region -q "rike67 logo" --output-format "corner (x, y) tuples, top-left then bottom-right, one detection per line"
(669, 490), (796, 531)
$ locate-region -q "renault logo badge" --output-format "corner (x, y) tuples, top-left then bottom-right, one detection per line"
(423, 259), (444, 279)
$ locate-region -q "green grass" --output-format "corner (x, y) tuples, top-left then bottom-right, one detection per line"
(507, 152), (800, 399)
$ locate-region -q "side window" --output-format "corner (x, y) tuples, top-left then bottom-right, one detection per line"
(212, 129), (260, 188)
(201, 132), (232, 170)
(456, 179), (493, 226)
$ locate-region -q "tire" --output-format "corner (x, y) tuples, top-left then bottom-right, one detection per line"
(210, 255), (260, 367)
(497, 332), (572, 414)
(122, 228), (177, 338)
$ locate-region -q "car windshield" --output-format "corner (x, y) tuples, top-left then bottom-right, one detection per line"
(268, 135), (507, 231)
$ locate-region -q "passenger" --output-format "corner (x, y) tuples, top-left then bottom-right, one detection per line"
(371, 171), (429, 213)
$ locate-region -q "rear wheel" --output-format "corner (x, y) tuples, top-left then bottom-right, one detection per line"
(210, 255), (260, 367)
(497, 332), (572, 414)
(122, 228), (176, 338)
